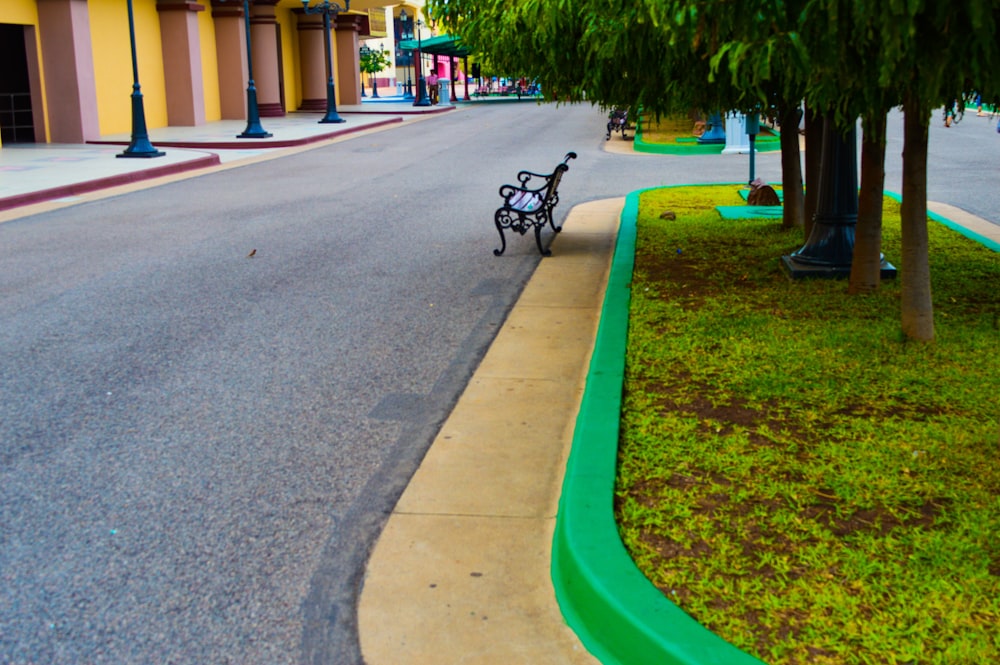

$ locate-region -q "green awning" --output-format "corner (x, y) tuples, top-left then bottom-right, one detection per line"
(398, 34), (471, 57)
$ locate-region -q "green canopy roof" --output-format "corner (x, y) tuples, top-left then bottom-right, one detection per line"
(398, 34), (471, 58)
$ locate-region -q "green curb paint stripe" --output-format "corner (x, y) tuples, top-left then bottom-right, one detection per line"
(884, 191), (1000, 253)
(633, 119), (780, 155)
(552, 186), (997, 665)
(551, 187), (767, 665)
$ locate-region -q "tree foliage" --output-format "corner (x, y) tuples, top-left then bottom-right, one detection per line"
(432, 0), (1000, 341)
(359, 46), (392, 76)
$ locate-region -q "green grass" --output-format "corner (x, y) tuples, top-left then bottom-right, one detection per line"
(635, 115), (780, 154)
(616, 185), (1000, 665)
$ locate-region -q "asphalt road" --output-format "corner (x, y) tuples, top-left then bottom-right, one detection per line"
(884, 106), (1000, 225)
(0, 103), (773, 665)
(0, 102), (995, 665)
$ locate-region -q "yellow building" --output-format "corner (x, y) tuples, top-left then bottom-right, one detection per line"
(0, 0), (421, 147)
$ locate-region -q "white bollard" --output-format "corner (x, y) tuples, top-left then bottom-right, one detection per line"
(722, 112), (751, 154)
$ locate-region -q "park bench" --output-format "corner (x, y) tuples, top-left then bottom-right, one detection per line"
(606, 107), (629, 140)
(493, 152), (577, 257)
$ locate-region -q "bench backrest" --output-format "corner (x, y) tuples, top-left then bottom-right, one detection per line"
(544, 152), (576, 202)
(545, 166), (567, 202)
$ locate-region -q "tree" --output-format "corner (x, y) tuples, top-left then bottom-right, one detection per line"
(798, 0), (897, 295)
(433, 0), (1000, 341)
(867, 1), (1000, 341)
(706, 0), (812, 231)
(359, 45), (392, 95)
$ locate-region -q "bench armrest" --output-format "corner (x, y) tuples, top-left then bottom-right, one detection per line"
(515, 170), (554, 188)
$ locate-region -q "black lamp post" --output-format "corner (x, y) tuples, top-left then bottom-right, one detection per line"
(403, 50), (413, 98)
(118, 0), (164, 158)
(301, 0), (349, 124)
(371, 47), (384, 98)
(781, 116), (867, 278)
(399, 9), (413, 99)
(220, 0), (271, 138)
(360, 45), (370, 97)
(412, 18), (431, 107)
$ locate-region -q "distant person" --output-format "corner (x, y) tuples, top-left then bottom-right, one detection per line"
(426, 71), (439, 104)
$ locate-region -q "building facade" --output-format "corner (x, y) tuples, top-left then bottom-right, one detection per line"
(0, 0), (421, 147)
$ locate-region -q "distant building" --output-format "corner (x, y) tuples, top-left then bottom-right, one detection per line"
(0, 0), (417, 146)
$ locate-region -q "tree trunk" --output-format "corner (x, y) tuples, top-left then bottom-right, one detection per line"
(779, 105), (805, 230)
(900, 98), (935, 342)
(803, 105), (824, 242)
(849, 113), (887, 294)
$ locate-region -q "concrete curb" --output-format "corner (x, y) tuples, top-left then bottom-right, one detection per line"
(885, 191), (1000, 253)
(551, 187), (767, 665)
(84, 117), (406, 151)
(0, 153), (221, 212)
(551, 186), (999, 665)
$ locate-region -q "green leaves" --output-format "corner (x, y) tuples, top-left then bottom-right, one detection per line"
(358, 46), (391, 75)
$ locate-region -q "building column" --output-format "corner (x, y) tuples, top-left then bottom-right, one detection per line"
(209, 0), (247, 120)
(35, 0), (100, 142)
(249, 0), (283, 117)
(296, 12), (327, 111)
(156, 0), (206, 126)
(334, 14), (364, 106)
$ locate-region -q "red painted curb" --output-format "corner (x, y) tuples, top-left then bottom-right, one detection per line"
(84, 116), (406, 150)
(0, 153), (221, 212)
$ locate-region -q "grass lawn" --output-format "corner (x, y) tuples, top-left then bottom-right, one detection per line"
(616, 185), (1000, 665)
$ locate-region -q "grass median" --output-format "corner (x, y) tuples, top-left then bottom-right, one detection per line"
(616, 185), (1000, 665)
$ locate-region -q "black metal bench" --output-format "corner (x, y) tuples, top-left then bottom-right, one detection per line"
(606, 108), (629, 140)
(493, 152), (577, 257)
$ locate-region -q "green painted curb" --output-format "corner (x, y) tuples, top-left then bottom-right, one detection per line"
(551, 186), (997, 665)
(634, 118), (781, 155)
(551, 188), (767, 665)
(884, 191), (1000, 253)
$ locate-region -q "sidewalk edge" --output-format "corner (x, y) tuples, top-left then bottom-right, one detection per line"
(551, 187), (998, 665)
(0, 153), (221, 212)
(884, 191), (1000, 252)
(83, 117), (406, 151)
(550, 187), (768, 665)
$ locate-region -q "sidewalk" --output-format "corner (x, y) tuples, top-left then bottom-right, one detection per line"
(0, 101), (452, 216)
(359, 199), (622, 665)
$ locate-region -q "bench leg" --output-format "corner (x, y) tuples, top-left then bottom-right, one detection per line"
(534, 222), (551, 256)
(493, 215), (508, 256)
(546, 210), (563, 234)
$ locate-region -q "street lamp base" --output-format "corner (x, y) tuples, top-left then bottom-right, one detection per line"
(781, 255), (897, 280)
(119, 91), (165, 158)
(118, 145), (165, 158)
(237, 128), (274, 139)
(238, 86), (271, 138)
(413, 78), (432, 106)
(319, 115), (347, 124)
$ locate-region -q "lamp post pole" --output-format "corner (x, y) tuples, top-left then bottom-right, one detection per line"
(222, 0), (272, 138)
(412, 18), (431, 107)
(118, 0), (164, 158)
(371, 47), (382, 98)
(781, 114), (868, 278)
(399, 9), (413, 99)
(301, 0), (349, 124)
(360, 45), (370, 97)
(405, 53), (413, 98)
